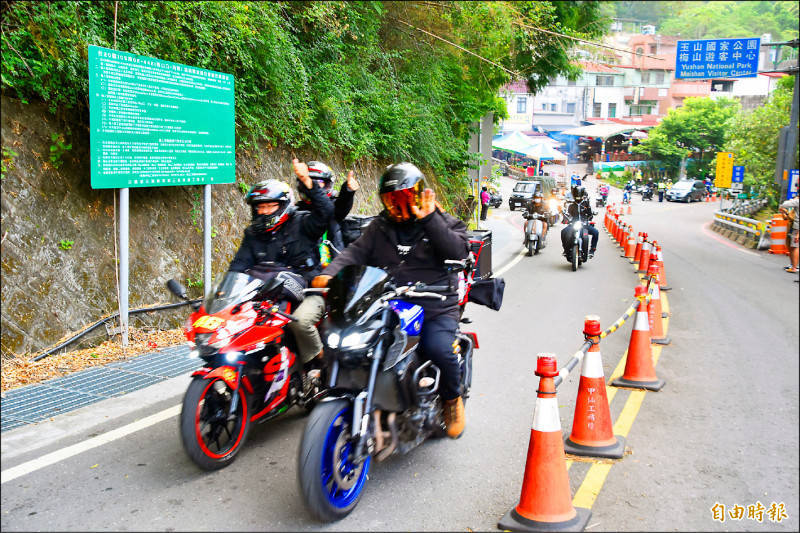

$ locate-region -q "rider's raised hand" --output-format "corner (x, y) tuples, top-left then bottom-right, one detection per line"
(292, 158), (313, 190)
(345, 170), (359, 192)
(311, 275), (332, 288)
(411, 188), (436, 219)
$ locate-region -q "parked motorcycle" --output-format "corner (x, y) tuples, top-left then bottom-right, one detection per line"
(167, 270), (325, 470)
(297, 263), (478, 522)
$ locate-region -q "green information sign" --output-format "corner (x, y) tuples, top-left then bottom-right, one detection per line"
(89, 45), (235, 189)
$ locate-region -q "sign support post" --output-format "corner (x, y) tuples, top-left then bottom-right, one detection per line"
(203, 184), (212, 297)
(119, 188), (129, 346)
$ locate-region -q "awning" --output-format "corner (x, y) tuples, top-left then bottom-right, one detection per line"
(559, 123), (644, 139)
(492, 131), (565, 159)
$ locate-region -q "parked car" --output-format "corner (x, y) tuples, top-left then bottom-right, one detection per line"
(665, 179), (706, 203)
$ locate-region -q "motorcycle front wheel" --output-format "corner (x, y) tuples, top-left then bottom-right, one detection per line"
(298, 400), (371, 522)
(527, 235), (535, 256)
(571, 243), (579, 271)
(180, 376), (251, 470)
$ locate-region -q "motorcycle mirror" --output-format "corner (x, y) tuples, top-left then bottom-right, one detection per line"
(166, 279), (189, 300)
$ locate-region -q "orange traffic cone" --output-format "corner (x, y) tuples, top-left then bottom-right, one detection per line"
(563, 317), (626, 459)
(498, 354), (592, 532)
(633, 232), (644, 264)
(611, 286), (666, 391)
(622, 227), (636, 259)
(626, 204), (632, 215)
(654, 245), (671, 290)
(636, 239), (651, 273)
(614, 217), (623, 245)
(646, 264), (671, 345)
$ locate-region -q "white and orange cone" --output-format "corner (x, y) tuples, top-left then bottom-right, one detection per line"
(646, 264), (671, 345)
(612, 286), (666, 391)
(636, 239), (651, 274)
(498, 354), (592, 532)
(654, 245), (671, 290)
(632, 232), (644, 264)
(563, 317), (626, 459)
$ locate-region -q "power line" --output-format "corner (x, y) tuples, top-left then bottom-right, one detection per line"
(394, 18), (521, 78)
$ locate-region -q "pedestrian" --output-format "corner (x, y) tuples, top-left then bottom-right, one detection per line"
(526, 164), (535, 178)
(480, 186), (490, 221)
(778, 196), (798, 274)
(657, 179), (666, 202)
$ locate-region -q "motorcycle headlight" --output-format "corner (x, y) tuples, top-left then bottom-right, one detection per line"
(327, 332), (340, 348)
(224, 351), (243, 363)
(340, 329), (379, 350)
(188, 349), (200, 359)
(573, 221), (583, 230)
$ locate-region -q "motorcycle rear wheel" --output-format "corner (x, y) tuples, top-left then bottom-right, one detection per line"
(180, 376), (251, 470)
(298, 400), (371, 522)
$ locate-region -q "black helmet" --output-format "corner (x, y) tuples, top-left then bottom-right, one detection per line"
(299, 161), (336, 202)
(246, 179), (294, 233)
(379, 163), (426, 222)
(571, 185), (587, 201)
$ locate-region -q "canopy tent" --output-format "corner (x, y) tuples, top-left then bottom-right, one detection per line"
(559, 123), (643, 139)
(629, 130), (648, 139)
(492, 131), (567, 179)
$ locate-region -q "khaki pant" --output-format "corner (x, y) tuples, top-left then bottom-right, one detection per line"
(287, 295), (325, 363)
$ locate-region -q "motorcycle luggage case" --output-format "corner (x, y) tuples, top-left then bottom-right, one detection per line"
(467, 229), (492, 281)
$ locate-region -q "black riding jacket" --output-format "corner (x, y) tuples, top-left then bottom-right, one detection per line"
(323, 209), (470, 321)
(229, 181), (333, 283)
(294, 182), (356, 253)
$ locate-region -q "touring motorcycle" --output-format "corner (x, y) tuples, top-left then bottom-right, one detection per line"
(296, 262), (479, 522)
(167, 269), (324, 470)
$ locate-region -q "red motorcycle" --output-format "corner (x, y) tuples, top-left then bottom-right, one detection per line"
(167, 270), (324, 470)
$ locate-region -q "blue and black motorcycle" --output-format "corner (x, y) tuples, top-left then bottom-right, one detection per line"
(297, 263), (478, 522)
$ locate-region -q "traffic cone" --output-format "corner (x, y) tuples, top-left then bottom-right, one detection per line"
(611, 286), (666, 391)
(636, 239), (651, 273)
(563, 317), (626, 459)
(622, 229), (636, 259)
(654, 245), (671, 290)
(614, 217), (622, 245)
(633, 232), (644, 264)
(621, 224), (631, 249)
(626, 204), (632, 215)
(498, 354), (592, 532)
(646, 264), (671, 345)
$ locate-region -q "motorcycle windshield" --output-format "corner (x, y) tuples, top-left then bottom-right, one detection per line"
(203, 271), (264, 314)
(327, 265), (390, 324)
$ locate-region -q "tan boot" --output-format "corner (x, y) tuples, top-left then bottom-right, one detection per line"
(443, 396), (465, 439)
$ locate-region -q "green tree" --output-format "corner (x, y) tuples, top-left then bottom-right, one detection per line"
(632, 97), (740, 177)
(724, 76), (796, 204)
(657, 1), (799, 42)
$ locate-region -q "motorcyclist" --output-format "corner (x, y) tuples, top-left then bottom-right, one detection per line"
(561, 185), (599, 259)
(229, 159), (334, 369)
(599, 183), (609, 204)
(312, 163), (471, 439)
(294, 161), (359, 265)
(623, 180), (634, 203)
(523, 190), (549, 247)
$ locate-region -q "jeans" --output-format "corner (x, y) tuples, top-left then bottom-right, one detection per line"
(419, 315), (461, 401)
(480, 203), (488, 221)
(658, 191), (664, 202)
(286, 295), (325, 363)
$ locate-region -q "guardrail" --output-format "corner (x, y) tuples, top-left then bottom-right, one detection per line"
(711, 211), (765, 248)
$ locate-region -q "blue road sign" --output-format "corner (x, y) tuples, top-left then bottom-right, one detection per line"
(788, 169), (798, 200)
(675, 38), (760, 79)
(732, 166), (745, 183)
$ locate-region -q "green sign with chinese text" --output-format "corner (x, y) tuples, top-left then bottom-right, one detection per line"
(89, 45), (235, 189)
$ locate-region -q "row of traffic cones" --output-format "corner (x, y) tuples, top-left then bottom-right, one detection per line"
(501, 203), (672, 531)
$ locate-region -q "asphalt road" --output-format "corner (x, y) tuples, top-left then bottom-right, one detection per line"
(2, 178), (798, 532)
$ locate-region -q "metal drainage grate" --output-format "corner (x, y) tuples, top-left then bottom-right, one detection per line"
(1, 346), (201, 432)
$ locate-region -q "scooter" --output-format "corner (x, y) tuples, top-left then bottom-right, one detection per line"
(521, 210), (546, 256)
(642, 186), (654, 201)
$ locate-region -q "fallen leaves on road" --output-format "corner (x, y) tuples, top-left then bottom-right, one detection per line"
(1, 327), (185, 394)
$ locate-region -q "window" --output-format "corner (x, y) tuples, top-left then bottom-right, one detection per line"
(636, 47), (644, 56)
(517, 96), (527, 113)
(641, 71), (650, 84)
(655, 71), (664, 84)
(596, 75), (614, 86)
(566, 102), (576, 114)
(629, 105), (652, 116)
(608, 103), (616, 118)
(593, 103), (602, 117)
(550, 103), (557, 111)
(649, 44), (658, 54)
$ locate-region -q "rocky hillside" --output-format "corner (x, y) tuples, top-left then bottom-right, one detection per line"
(0, 95), (393, 358)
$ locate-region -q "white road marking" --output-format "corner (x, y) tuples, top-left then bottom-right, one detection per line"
(1, 404), (181, 484)
(495, 248), (527, 277)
